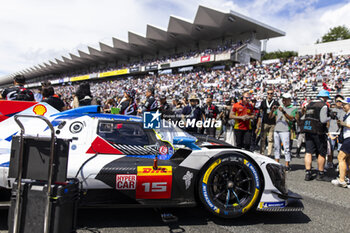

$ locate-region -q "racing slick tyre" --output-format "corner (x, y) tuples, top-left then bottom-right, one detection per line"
(198, 153), (263, 218)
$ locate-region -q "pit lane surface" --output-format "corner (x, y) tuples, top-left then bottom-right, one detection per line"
(0, 157), (349, 233)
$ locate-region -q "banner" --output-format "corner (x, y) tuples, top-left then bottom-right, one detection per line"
(200, 55), (211, 63)
(70, 75), (90, 82)
(145, 65), (158, 71)
(178, 66), (193, 72)
(215, 52), (231, 61)
(160, 63), (170, 69)
(130, 67), (140, 73)
(159, 69), (172, 74)
(170, 58), (198, 68)
(98, 69), (129, 78)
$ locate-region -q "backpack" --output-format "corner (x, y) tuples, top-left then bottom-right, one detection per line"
(15, 88), (34, 101)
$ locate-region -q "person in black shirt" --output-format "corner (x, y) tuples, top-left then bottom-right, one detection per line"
(159, 94), (173, 120)
(138, 87), (158, 114)
(42, 85), (65, 111)
(120, 89), (137, 115)
(182, 94), (204, 133)
(202, 94), (219, 137)
(1, 75), (34, 101)
(256, 88), (279, 156)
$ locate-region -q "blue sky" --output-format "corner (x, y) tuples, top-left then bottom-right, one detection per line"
(0, 0), (349, 77)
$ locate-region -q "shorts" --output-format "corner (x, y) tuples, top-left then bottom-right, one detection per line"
(305, 133), (327, 157)
(340, 137), (350, 154)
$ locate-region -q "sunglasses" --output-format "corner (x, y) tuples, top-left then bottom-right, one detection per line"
(267, 93), (274, 95)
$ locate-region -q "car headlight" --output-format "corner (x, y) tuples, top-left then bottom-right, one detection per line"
(266, 163), (287, 195)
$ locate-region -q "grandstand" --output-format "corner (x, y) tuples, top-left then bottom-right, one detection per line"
(0, 5), (285, 87)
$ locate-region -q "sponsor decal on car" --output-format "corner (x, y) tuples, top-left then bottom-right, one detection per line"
(136, 166), (172, 199)
(182, 171), (193, 190)
(33, 104), (47, 116)
(159, 146), (168, 155)
(116, 174), (137, 190)
(259, 201), (286, 209)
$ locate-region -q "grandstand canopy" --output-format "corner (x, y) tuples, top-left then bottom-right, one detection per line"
(0, 5), (285, 86)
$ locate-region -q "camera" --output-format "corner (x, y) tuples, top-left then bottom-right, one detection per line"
(330, 111), (338, 120)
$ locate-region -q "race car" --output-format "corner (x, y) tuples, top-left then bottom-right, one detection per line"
(0, 101), (303, 218)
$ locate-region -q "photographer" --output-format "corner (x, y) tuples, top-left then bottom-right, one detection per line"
(302, 90), (331, 181)
(331, 97), (350, 188)
(327, 95), (346, 169)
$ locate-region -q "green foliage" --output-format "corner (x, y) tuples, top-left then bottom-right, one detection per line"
(317, 25), (350, 43)
(261, 50), (298, 60)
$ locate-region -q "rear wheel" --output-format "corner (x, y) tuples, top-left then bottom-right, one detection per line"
(198, 153), (262, 218)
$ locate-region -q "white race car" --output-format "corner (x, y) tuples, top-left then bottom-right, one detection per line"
(0, 101), (303, 218)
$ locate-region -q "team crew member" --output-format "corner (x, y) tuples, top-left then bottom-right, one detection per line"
(230, 91), (255, 150)
(42, 85), (65, 111)
(120, 89), (137, 115)
(331, 97), (350, 187)
(0, 75), (34, 101)
(302, 90), (331, 181)
(202, 94), (219, 137)
(269, 93), (297, 170)
(257, 88), (279, 156)
(182, 94), (203, 133)
(138, 87), (158, 114)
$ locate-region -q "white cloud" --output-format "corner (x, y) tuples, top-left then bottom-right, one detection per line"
(0, 0), (350, 78)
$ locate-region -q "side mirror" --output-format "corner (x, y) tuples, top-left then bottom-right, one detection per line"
(173, 136), (200, 150)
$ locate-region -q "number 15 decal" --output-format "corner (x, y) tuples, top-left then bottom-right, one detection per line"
(136, 166), (172, 199)
(142, 182), (167, 192)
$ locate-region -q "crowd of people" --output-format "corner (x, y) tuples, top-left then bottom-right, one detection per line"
(1, 52), (350, 190)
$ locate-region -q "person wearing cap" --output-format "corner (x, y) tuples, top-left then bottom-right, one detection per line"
(302, 89), (332, 181)
(269, 93), (297, 171)
(159, 94), (173, 120)
(138, 87), (158, 114)
(202, 93), (219, 137)
(331, 97), (350, 188)
(120, 89), (137, 115)
(229, 91), (255, 150)
(182, 94), (204, 133)
(0, 75), (34, 101)
(327, 95), (346, 169)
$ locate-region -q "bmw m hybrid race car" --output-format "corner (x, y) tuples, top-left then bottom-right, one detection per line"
(0, 100), (303, 219)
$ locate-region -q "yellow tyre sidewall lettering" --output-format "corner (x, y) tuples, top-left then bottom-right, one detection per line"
(242, 159), (260, 213)
(203, 159), (221, 184)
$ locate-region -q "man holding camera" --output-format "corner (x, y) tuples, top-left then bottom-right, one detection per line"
(327, 95), (346, 169)
(302, 90), (331, 181)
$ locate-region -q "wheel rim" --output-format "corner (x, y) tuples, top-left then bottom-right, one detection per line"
(208, 162), (255, 209)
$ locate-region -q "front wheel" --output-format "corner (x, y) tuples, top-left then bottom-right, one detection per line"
(198, 153), (262, 218)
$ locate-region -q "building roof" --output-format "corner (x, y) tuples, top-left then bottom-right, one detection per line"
(0, 5), (285, 85)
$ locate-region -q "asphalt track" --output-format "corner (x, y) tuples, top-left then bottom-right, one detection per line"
(0, 156), (349, 233)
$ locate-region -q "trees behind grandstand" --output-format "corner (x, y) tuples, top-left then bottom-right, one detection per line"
(261, 51), (297, 60)
(316, 25), (350, 43)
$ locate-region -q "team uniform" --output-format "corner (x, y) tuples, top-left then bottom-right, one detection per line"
(232, 100), (254, 150)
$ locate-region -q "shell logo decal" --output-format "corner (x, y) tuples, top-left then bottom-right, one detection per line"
(33, 104), (47, 116)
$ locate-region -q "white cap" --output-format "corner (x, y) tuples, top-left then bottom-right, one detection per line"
(282, 93), (292, 99)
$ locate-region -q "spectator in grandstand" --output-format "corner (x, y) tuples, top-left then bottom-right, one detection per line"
(119, 89), (137, 116)
(257, 88), (279, 156)
(327, 95), (346, 169)
(302, 90), (331, 181)
(202, 93), (219, 137)
(331, 97), (350, 188)
(73, 82), (96, 108)
(138, 87), (158, 114)
(269, 93), (297, 171)
(1, 75), (34, 101)
(42, 85), (65, 112)
(230, 91), (255, 150)
(182, 94), (203, 133)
